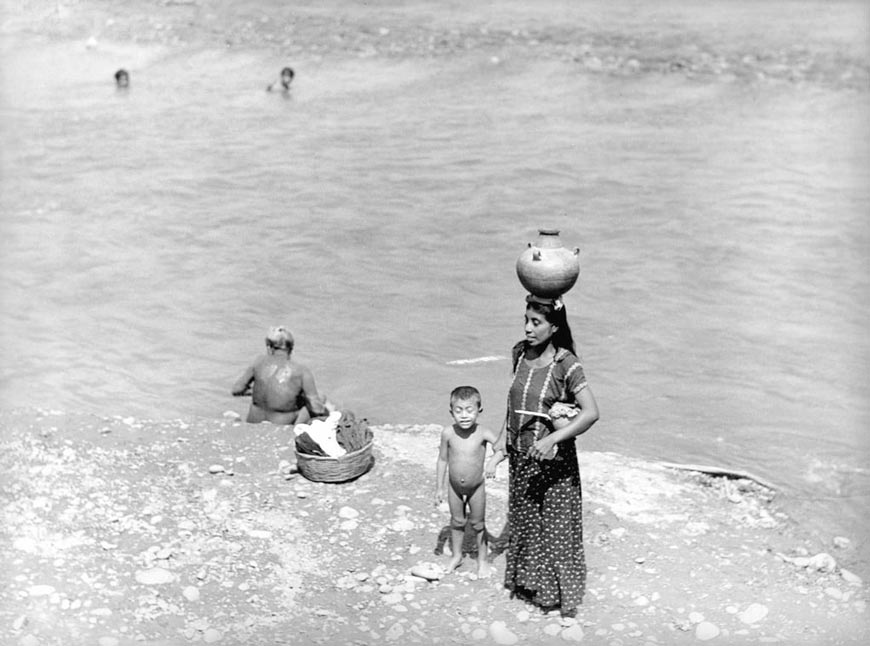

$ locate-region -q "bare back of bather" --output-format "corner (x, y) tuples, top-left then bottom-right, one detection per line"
(232, 326), (328, 425)
(246, 354), (311, 424)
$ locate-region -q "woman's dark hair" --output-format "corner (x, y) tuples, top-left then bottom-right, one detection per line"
(526, 299), (575, 355)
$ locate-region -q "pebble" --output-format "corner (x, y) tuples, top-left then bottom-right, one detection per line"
(189, 619), (210, 631)
(208, 464), (225, 474)
(739, 603), (768, 624)
(182, 586), (200, 601)
(134, 568), (176, 585)
(841, 569), (862, 586)
(634, 595), (650, 606)
(339, 506), (359, 519)
(806, 553), (837, 572)
(833, 536), (851, 549)
(688, 612), (704, 624)
(409, 563), (443, 581)
(489, 620), (518, 645)
(385, 623), (404, 641)
(561, 624), (585, 641)
(382, 592), (404, 604)
(13, 538), (38, 553)
(695, 622), (720, 641)
(28, 585), (55, 597)
(202, 628), (222, 643)
(471, 628), (487, 640)
(825, 587), (843, 600)
(391, 518), (415, 532)
(544, 623), (562, 636)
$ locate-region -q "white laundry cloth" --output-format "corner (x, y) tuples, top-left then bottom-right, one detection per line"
(294, 411), (345, 457)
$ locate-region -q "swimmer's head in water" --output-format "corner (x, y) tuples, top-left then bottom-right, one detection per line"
(115, 68), (129, 88)
(280, 66), (294, 89)
(266, 326), (294, 352)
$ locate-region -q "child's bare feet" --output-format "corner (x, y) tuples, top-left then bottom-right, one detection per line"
(445, 554), (463, 573)
(477, 559), (492, 578)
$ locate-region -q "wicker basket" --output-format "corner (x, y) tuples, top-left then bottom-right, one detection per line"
(296, 440), (375, 483)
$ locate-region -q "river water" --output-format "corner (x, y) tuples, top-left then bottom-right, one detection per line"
(1, 2), (868, 569)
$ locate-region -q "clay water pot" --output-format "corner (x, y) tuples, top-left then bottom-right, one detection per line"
(516, 229), (580, 298)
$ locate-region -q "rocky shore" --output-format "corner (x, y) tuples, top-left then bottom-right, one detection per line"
(1, 409), (867, 645)
(2, 0), (868, 90)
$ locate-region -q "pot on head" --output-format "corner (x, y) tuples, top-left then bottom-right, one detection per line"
(516, 229), (580, 298)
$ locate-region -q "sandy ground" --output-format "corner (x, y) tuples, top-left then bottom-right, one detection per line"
(1, 409), (867, 645)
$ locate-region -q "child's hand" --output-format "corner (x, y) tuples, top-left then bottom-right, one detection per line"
(485, 460), (499, 479)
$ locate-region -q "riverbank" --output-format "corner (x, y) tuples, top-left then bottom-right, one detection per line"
(2, 0), (867, 90)
(1, 408), (867, 645)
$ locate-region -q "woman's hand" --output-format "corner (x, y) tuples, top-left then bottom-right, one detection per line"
(529, 436), (557, 460)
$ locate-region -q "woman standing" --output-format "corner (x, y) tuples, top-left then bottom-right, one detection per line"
(497, 294), (600, 617)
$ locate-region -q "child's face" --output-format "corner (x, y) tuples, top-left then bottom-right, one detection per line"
(450, 398), (481, 429)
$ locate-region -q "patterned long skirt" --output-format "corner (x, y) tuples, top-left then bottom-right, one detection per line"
(504, 444), (586, 611)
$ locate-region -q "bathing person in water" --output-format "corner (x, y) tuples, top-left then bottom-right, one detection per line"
(232, 326), (331, 425)
(434, 386), (504, 577)
(115, 69), (129, 89)
(267, 66), (294, 92)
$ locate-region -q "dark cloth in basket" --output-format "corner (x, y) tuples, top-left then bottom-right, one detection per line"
(335, 411), (372, 453)
(295, 431), (328, 457)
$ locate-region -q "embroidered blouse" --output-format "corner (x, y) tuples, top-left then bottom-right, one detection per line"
(505, 341), (588, 452)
